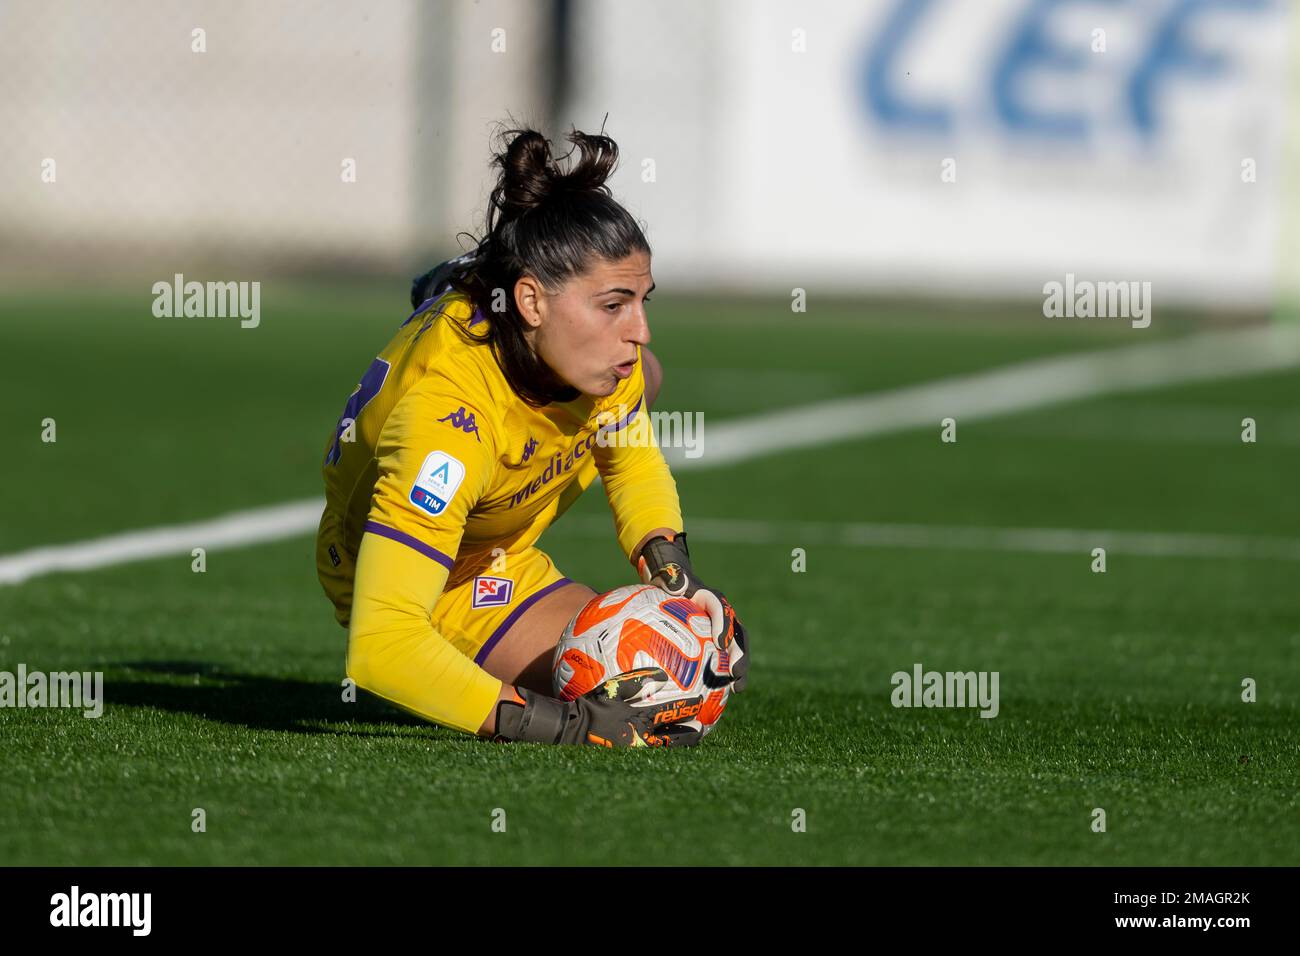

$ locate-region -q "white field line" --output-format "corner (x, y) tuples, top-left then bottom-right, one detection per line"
(663, 324), (1300, 470)
(0, 500), (324, 585)
(549, 515), (1300, 562)
(3, 325), (1300, 585)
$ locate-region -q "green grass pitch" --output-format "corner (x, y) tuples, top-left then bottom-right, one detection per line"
(1, 284), (1297, 865)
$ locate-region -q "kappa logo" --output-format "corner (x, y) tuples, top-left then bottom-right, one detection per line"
(472, 576), (514, 609)
(409, 451), (466, 516)
(438, 406), (481, 442)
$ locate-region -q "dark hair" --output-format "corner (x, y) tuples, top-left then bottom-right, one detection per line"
(447, 125), (651, 406)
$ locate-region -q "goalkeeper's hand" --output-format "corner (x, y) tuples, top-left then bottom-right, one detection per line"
(492, 669), (702, 748)
(636, 532), (749, 693)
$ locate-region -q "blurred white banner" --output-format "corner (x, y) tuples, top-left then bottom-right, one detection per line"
(568, 0), (1292, 307)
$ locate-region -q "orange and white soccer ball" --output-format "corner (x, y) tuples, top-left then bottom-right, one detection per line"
(552, 584), (733, 737)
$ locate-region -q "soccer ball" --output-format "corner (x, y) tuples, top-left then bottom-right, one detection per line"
(552, 584), (733, 737)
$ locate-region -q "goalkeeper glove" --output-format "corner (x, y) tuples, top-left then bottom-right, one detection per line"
(410, 252), (478, 309)
(492, 669), (701, 748)
(636, 532), (749, 693)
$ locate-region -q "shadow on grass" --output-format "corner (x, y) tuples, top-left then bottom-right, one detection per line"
(107, 660), (458, 739)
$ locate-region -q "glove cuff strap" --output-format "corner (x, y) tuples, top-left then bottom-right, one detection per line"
(638, 532), (693, 595)
(494, 688), (570, 744)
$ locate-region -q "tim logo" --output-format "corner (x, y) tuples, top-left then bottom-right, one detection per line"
(438, 406), (481, 442)
(472, 576), (514, 609)
(521, 437), (538, 462)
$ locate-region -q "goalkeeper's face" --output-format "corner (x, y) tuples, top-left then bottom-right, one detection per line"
(521, 250), (654, 398)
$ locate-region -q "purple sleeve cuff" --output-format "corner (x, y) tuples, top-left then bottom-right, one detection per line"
(363, 520), (455, 570)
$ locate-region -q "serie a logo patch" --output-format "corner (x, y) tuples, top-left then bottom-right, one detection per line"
(409, 451), (465, 516)
(472, 576), (514, 609)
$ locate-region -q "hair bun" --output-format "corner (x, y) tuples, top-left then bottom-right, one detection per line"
(491, 127), (620, 221)
(496, 129), (554, 217)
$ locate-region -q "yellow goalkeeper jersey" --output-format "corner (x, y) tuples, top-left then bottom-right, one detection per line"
(315, 289), (682, 734)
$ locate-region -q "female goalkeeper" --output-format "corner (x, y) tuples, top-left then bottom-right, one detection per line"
(315, 127), (747, 748)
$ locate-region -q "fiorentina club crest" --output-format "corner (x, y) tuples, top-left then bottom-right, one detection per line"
(472, 575), (514, 609)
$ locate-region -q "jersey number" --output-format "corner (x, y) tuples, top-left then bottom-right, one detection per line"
(325, 358), (391, 465)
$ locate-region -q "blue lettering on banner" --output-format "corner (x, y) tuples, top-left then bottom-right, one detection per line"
(860, 0), (1274, 141)
(1129, 0), (1268, 138)
(861, 0), (952, 133)
(992, 0), (1103, 139)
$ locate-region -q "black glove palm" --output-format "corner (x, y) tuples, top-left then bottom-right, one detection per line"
(494, 669), (701, 748)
